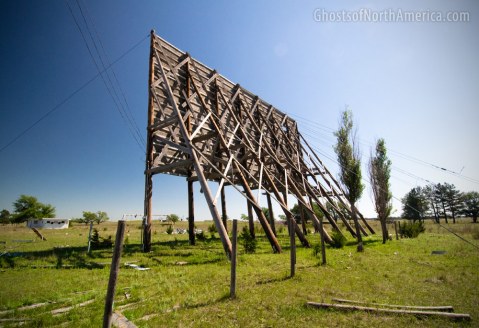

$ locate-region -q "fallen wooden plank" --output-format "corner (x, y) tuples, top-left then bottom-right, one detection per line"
(51, 299), (95, 316)
(331, 298), (454, 312)
(306, 302), (471, 321)
(0, 302), (54, 315)
(111, 311), (138, 328)
(31, 227), (47, 241)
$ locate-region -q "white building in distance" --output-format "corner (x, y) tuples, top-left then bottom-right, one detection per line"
(27, 218), (69, 229)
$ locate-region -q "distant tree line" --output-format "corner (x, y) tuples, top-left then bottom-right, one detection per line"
(402, 184), (479, 223)
(0, 194), (110, 226)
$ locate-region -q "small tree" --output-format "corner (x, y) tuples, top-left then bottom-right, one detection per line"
(81, 211), (110, 252)
(462, 191), (479, 223)
(334, 110), (364, 252)
(167, 214), (180, 225)
(401, 187), (429, 222)
(443, 183), (463, 224)
(12, 195), (55, 224)
(369, 138), (392, 244)
(423, 184), (440, 223)
(82, 211), (109, 225)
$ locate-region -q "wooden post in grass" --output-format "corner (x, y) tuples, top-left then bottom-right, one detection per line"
(188, 174), (195, 245)
(394, 221), (399, 240)
(87, 221), (94, 253)
(290, 218), (296, 277)
(103, 220), (126, 328)
(230, 219), (238, 299)
(319, 214), (327, 265)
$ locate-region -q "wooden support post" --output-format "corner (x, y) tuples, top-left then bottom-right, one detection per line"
(188, 176), (195, 245)
(247, 200), (255, 238)
(230, 219), (238, 299)
(351, 203), (364, 252)
(143, 30), (156, 253)
(300, 205), (307, 235)
(394, 221), (399, 240)
(318, 212), (327, 265)
(266, 192), (276, 236)
(289, 217), (296, 277)
(87, 221), (93, 253)
(103, 221), (126, 328)
(221, 185), (228, 233)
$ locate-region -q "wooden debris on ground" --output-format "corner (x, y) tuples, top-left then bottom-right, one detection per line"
(111, 311), (138, 328)
(331, 298), (454, 312)
(51, 299), (95, 316)
(30, 228), (47, 241)
(124, 263), (150, 271)
(307, 299), (471, 321)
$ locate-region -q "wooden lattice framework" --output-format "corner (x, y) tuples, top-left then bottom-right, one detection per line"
(143, 31), (374, 256)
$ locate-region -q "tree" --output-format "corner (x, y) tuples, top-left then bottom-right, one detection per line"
(462, 191), (479, 223)
(0, 209), (11, 225)
(423, 184), (440, 223)
(334, 110), (364, 251)
(368, 138), (393, 244)
(167, 213), (180, 225)
(443, 183), (463, 224)
(401, 187), (429, 222)
(12, 195), (55, 224)
(434, 183), (450, 223)
(81, 211), (110, 225)
(240, 213), (249, 221)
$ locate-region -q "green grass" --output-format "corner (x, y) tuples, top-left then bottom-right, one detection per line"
(0, 220), (478, 327)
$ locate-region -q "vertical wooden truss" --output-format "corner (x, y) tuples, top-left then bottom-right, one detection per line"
(144, 31), (373, 257)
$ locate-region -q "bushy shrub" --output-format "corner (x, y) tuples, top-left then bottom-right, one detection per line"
(312, 243), (322, 257)
(196, 230), (206, 241)
(330, 230), (346, 249)
(166, 225), (174, 235)
(90, 229), (113, 249)
(208, 224), (217, 234)
(399, 221), (425, 238)
(239, 226), (257, 254)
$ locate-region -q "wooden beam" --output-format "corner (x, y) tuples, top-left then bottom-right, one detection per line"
(306, 302), (470, 321)
(331, 298), (455, 312)
(154, 44), (232, 258)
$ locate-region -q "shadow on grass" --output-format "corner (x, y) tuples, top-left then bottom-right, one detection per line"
(0, 246), (112, 269)
(181, 293), (231, 310)
(345, 238), (381, 247)
(256, 275), (292, 285)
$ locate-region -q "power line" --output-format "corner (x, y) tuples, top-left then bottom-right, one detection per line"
(75, 0), (145, 147)
(291, 113), (479, 186)
(0, 33), (149, 154)
(66, 0), (145, 152)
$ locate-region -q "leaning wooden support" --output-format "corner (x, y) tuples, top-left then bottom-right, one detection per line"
(289, 218), (296, 277)
(187, 175), (195, 245)
(103, 221), (126, 328)
(331, 298), (454, 312)
(230, 220), (238, 299)
(30, 227), (47, 241)
(306, 302), (470, 321)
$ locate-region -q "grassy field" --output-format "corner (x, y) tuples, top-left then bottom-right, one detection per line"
(0, 220), (478, 327)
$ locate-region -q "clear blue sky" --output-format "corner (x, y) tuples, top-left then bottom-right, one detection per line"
(1, 0), (478, 221)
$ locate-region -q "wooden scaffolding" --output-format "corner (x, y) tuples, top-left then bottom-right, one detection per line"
(143, 31), (374, 256)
